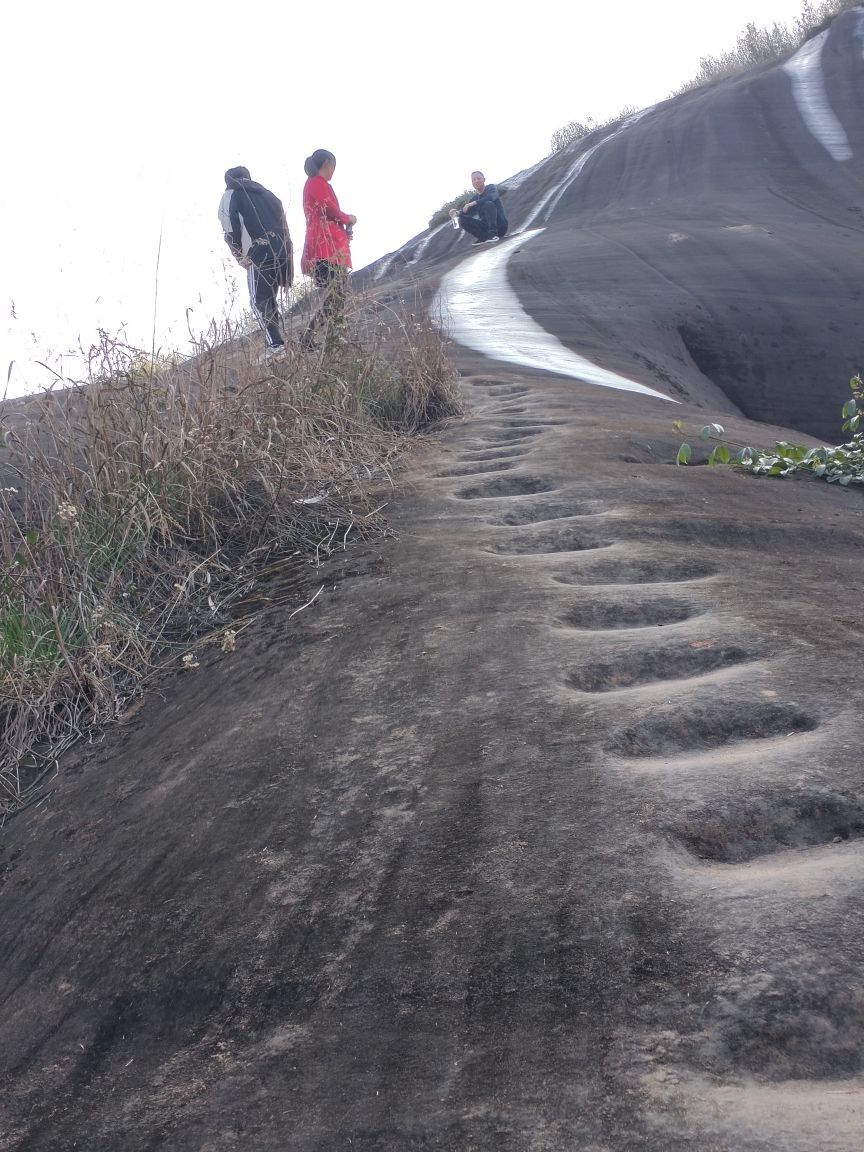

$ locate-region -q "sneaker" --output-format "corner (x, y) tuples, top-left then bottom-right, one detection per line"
(258, 344), (286, 363)
(471, 238), (486, 246)
(488, 234), (500, 242)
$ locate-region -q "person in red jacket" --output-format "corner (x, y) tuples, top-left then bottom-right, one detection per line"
(300, 149), (357, 349)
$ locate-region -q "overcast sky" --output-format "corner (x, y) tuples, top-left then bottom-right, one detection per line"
(2, 0), (820, 395)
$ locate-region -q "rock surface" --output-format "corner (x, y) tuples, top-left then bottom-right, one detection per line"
(361, 8), (864, 440)
(3, 12), (864, 1151)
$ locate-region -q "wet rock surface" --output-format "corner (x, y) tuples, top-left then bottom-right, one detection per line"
(2, 369), (863, 1151)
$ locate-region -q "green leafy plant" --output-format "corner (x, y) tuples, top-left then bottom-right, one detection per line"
(675, 375), (864, 486)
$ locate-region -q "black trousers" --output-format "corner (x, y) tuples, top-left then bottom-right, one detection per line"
(247, 261), (285, 348)
(302, 260), (348, 344)
(458, 202), (499, 241)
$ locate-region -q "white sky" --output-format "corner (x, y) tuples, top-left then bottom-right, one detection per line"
(1, 0), (818, 395)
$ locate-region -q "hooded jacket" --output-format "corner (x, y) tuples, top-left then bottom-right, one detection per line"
(218, 176), (293, 282)
(469, 183), (508, 237)
(301, 175), (352, 274)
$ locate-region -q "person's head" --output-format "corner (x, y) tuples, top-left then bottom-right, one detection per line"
(225, 166), (251, 188)
(471, 170), (486, 193)
(304, 149), (337, 180)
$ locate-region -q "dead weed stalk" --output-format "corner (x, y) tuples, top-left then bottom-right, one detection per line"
(0, 301), (462, 812)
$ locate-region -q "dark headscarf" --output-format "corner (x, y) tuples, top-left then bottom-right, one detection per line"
(304, 150), (336, 178)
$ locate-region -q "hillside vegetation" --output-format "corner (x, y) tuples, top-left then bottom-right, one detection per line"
(0, 307), (460, 813)
(551, 0), (859, 152)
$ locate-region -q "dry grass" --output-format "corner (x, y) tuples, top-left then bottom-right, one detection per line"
(0, 299), (462, 813)
(550, 108), (637, 155)
(676, 0), (860, 93)
(550, 0), (861, 152)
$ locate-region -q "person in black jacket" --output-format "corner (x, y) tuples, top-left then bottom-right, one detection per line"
(218, 167), (294, 358)
(453, 171), (509, 245)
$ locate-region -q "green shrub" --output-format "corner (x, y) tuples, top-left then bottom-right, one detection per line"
(428, 190), (474, 230)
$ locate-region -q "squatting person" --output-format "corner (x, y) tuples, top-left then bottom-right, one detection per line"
(452, 171), (509, 245)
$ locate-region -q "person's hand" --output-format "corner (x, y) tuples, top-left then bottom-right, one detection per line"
(238, 255), (252, 269)
(463, 201), (475, 212)
(347, 214), (357, 226)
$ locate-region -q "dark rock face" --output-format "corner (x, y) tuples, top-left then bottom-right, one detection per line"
(364, 9), (864, 441)
(5, 15), (864, 1152)
(4, 370), (864, 1152)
